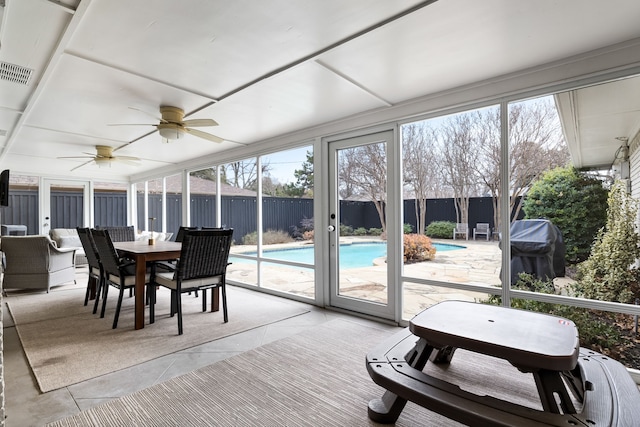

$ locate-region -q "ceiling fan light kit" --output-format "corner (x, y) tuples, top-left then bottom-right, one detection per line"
(58, 145), (142, 170)
(158, 122), (185, 140)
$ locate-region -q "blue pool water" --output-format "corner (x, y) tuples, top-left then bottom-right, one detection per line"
(236, 242), (464, 269)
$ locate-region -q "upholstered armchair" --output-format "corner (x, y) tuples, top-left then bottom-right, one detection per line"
(1, 235), (76, 292)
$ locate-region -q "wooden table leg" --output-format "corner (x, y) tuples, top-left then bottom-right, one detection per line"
(134, 254), (146, 330)
(89, 276), (97, 300)
(211, 287), (220, 312)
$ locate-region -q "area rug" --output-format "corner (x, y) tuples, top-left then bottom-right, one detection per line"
(47, 319), (458, 426)
(6, 285), (310, 393)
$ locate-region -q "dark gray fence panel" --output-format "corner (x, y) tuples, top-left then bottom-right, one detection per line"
(340, 200), (382, 230)
(221, 196), (257, 243)
(190, 194), (217, 228)
(262, 197), (313, 234)
(94, 192), (127, 227)
(165, 194), (182, 237)
(51, 191), (84, 229)
(1, 190), (38, 234)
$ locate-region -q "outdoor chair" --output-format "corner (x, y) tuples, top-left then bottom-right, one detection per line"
(0, 235), (76, 292)
(452, 223), (468, 240)
(96, 225), (135, 242)
(91, 228), (153, 329)
(76, 227), (104, 311)
(156, 226), (198, 272)
(473, 223), (491, 241)
(150, 228), (233, 335)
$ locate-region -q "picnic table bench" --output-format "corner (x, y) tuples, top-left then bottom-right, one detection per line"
(366, 301), (640, 426)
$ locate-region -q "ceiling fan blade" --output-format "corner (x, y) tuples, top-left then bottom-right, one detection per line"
(114, 155), (141, 161)
(57, 156), (94, 159)
(115, 159), (141, 165)
(128, 106), (166, 123)
(182, 118), (218, 127)
(107, 123), (157, 126)
(185, 127), (224, 143)
(70, 161), (93, 172)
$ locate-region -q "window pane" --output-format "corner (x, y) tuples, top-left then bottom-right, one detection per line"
(401, 106), (501, 320)
(5, 174), (39, 234)
(190, 167), (217, 228)
(220, 158), (258, 244)
(259, 146), (314, 298)
(147, 178), (163, 233)
(402, 283), (493, 320)
(94, 181), (127, 226)
(165, 173), (182, 237)
(507, 96), (571, 292)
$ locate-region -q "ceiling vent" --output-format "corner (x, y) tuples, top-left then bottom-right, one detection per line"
(0, 61), (34, 85)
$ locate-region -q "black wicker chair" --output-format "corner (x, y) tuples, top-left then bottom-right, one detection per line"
(76, 227), (104, 312)
(150, 228), (233, 335)
(92, 228), (153, 329)
(96, 225), (135, 242)
(175, 226), (199, 242)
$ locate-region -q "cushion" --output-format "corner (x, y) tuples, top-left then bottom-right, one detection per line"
(57, 235), (82, 248)
(136, 232), (173, 242)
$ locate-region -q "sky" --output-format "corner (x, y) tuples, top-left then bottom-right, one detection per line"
(262, 146), (311, 184)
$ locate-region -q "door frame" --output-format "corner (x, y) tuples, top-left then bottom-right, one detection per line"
(40, 178), (92, 235)
(325, 128), (400, 320)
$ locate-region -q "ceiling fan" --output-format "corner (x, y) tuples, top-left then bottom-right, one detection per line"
(58, 145), (141, 169)
(110, 106), (224, 143)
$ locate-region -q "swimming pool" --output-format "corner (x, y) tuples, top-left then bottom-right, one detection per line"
(235, 241), (464, 269)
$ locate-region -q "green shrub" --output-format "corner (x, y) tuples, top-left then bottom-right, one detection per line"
(403, 234), (436, 263)
(523, 166), (608, 263)
(425, 221), (456, 239)
(403, 223), (413, 234)
(574, 180), (640, 304)
(368, 228), (383, 236)
(242, 229), (293, 245)
(353, 227), (367, 236)
(340, 224), (354, 236)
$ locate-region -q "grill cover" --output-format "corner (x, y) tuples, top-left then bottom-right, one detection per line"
(507, 219), (565, 285)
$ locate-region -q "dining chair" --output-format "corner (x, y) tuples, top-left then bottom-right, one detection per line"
(155, 226), (198, 272)
(175, 226), (199, 242)
(96, 225), (135, 242)
(91, 228), (153, 329)
(76, 227), (104, 313)
(150, 228), (233, 335)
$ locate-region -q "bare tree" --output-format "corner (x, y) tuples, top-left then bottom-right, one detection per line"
(222, 159), (271, 191)
(438, 112), (484, 225)
(338, 143), (387, 232)
(474, 100), (569, 229)
(402, 123), (440, 234)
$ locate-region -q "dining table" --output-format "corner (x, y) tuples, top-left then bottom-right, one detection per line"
(112, 240), (195, 330)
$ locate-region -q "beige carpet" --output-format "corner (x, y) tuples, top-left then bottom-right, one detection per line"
(6, 284), (310, 393)
(46, 319), (543, 427)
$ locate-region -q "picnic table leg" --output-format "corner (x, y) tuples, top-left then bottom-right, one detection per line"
(533, 369), (576, 414)
(368, 338), (434, 423)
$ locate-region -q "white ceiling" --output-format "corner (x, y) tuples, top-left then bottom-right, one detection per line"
(1, 0), (640, 182)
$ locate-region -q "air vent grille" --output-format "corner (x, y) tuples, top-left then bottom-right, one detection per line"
(0, 61), (34, 85)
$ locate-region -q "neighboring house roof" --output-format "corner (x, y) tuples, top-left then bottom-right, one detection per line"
(9, 174), (257, 196)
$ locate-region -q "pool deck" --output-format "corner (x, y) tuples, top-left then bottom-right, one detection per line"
(227, 236), (572, 320)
